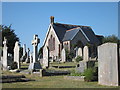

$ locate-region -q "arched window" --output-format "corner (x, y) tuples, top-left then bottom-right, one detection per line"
(48, 35), (55, 51)
(53, 38), (55, 50)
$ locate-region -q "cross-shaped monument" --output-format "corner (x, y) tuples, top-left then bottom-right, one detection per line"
(28, 35), (42, 71)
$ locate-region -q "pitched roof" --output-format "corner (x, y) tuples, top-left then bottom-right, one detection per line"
(52, 22), (100, 45)
(53, 23), (88, 42)
(62, 27), (80, 41)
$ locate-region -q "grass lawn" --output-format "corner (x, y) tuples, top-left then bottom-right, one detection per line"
(2, 62), (120, 88)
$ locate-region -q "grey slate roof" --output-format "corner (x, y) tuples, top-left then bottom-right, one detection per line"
(53, 23), (84, 42)
(52, 23), (100, 45)
(62, 27), (80, 41)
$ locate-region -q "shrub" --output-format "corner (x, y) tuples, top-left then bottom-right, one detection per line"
(75, 56), (83, 62)
(70, 70), (82, 76)
(84, 68), (96, 82)
(11, 62), (18, 70)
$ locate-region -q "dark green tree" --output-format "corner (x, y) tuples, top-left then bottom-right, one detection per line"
(38, 46), (43, 58)
(2, 25), (19, 55)
(102, 35), (119, 44)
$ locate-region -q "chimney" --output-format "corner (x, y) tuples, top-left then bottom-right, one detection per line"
(50, 16), (54, 24)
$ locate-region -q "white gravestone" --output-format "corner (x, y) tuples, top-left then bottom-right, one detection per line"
(77, 47), (82, 57)
(28, 35), (42, 70)
(14, 41), (20, 69)
(83, 46), (89, 61)
(98, 43), (120, 86)
(23, 44), (26, 56)
(30, 52), (33, 64)
(2, 37), (8, 70)
(61, 48), (66, 62)
(25, 48), (30, 63)
(43, 46), (49, 68)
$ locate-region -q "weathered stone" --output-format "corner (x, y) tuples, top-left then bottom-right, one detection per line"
(14, 41), (20, 69)
(25, 48), (30, 63)
(29, 52), (33, 64)
(61, 48), (66, 62)
(2, 37), (8, 70)
(76, 60), (97, 73)
(28, 35), (42, 70)
(23, 44), (26, 56)
(83, 46), (89, 61)
(98, 43), (120, 86)
(78, 47), (82, 57)
(43, 46), (49, 68)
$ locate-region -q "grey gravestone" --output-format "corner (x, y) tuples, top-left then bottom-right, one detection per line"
(78, 47), (82, 57)
(2, 37), (8, 70)
(28, 35), (42, 70)
(83, 46), (89, 61)
(14, 41), (20, 69)
(61, 48), (66, 62)
(76, 60), (97, 73)
(98, 43), (120, 86)
(43, 46), (49, 68)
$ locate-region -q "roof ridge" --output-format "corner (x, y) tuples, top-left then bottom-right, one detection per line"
(66, 27), (80, 32)
(54, 22), (90, 27)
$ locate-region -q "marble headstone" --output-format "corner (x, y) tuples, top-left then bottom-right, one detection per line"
(83, 46), (89, 61)
(2, 37), (8, 70)
(14, 41), (20, 69)
(61, 48), (66, 62)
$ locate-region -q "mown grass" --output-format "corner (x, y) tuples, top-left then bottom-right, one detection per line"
(2, 62), (120, 88)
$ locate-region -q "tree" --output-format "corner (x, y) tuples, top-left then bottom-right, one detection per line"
(102, 35), (119, 44)
(2, 25), (19, 55)
(38, 46), (43, 58)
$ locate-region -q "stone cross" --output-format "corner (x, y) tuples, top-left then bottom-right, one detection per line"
(3, 37), (7, 47)
(2, 37), (8, 70)
(83, 46), (89, 61)
(28, 35), (42, 71)
(14, 41), (20, 69)
(32, 35), (40, 63)
(61, 48), (66, 62)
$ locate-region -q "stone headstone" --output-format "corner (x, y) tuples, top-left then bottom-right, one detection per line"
(14, 41), (20, 69)
(30, 52), (33, 64)
(25, 48), (30, 63)
(98, 43), (120, 86)
(78, 47), (82, 57)
(61, 48), (66, 62)
(83, 46), (89, 61)
(76, 60), (97, 73)
(43, 46), (49, 68)
(28, 35), (42, 70)
(2, 37), (8, 70)
(23, 44), (26, 56)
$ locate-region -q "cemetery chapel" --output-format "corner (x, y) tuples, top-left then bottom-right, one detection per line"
(43, 16), (102, 61)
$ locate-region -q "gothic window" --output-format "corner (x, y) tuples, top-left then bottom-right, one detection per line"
(53, 38), (55, 50)
(48, 35), (55, 51)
